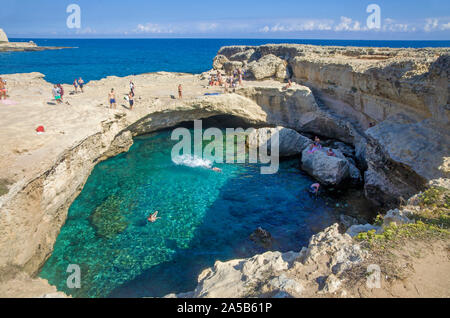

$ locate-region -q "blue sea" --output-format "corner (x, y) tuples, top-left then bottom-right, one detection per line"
(1, 38), (449, 84)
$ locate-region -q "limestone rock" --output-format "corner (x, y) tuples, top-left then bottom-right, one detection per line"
(229, 49), (256, 62)
(213, 54), (229, 70)
(383, 208), (413, 227)
(190, 251), (299, 298)
(248, 126), (312, 157)
(299, 224), (367, 275)
(301, 148), (350, 185)
(269, 274), (304, 296)
(346, 224), (380, 237)
(247, 54), (288, 80)
(321, 274), (342, 294)
(0, 29), (8, 42)
(223, 61), (243, 75)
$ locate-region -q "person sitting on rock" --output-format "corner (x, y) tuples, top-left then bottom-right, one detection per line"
(314, 136), (322, 148)
(283, 79), (293, 90)
(308, 144), (319, 154)
(327, 148), (336, 157)
(0, 77), (7, 100)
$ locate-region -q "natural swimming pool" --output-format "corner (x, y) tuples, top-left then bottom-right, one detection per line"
(39, 126), (375, 298)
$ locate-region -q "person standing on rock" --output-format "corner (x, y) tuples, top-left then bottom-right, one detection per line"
(109, 89), (116, 109)
(178, 84), (183, 99)
(73, 79), (79, 93)
(52, 85), (62, 104)
(78, 77), (84, 93)
(0, 77), (6, 100)
(57, 84), (64, 102)
(128, 91), (134, 110)
(130, 81), (135, 96)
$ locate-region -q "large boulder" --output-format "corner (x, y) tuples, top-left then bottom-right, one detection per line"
(229, 49), (256, 62)
(247, 54), (288, 80)
(0, 29), (8, 43)
(301, 148), (350, 186)
(213, 54), (229, 70)
(223, 61), (243, 75)
(248, 126), (312, 157)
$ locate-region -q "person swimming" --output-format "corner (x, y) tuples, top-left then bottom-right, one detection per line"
(147, 211), (161, 223)
(211, 167), (222, 173)
(310, 183), (320, 196)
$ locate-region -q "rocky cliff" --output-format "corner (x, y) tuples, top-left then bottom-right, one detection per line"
(214, 44), (450, 206)
(0, 29), (8, 43)
(0, 43), (448, 297)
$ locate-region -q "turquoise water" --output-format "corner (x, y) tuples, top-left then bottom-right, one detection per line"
(40, 128), (372, 298)
(2, 39), (450, 84)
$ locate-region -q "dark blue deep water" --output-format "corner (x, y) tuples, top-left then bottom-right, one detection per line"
(1, 38), (449, 84)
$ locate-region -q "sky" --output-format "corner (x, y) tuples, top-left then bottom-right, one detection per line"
(1, 0), (450, 40)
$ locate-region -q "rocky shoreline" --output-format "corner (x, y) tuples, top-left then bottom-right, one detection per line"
(0, 43), (448, 297)
(0, 29), (70, 52)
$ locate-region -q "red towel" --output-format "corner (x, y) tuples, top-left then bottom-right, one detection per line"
(36, 126), (45, 133)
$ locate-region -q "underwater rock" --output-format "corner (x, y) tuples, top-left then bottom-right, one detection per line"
(89, 195), (128, 239)
(250, 227), (273, 249)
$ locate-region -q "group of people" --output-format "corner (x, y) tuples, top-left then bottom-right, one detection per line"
(109, 81), (135, 110)
(73, 78), (85, 93)
(209, 68), (244, 93)
(0, 77), (7, 100)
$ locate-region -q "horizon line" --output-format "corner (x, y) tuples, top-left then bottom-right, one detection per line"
(8, 36), (450, 42)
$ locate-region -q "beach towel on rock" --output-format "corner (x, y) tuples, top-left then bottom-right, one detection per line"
(1, 99), (17, 105)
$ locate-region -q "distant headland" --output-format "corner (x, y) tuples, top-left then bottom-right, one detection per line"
(0, 29), (71, 52)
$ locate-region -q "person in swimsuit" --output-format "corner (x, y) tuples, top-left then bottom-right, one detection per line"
(57, 84), (64, 102)
(0, 77), (6, 100)
(313, 136), (322, 149)
(327, 148), (336, 157)
(128, 91), (134, 110)
(310, 183), (320, 196)
(283, 79), (293, 90)
(73, 79), (79, 93)
(130, 81), (135, 97)
(52, 85), (62, 103)
(178, 84), (183, 99)
(148, 211), (161, 223)
(211, 167), (222, 173)
(109, 89), (116, 109)
(78, 77), (84, 93)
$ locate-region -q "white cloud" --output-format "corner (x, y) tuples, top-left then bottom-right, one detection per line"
(424, 18), (439, 32)
(258, 19), (334, 33)
(75, 27), (96, 35)
(441, 22), (450, 30)
(136, 23), (174, 34)
(382, 18), (411, 32)
(334, 17), (363, 31)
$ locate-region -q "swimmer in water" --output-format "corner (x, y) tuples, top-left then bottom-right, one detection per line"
(310, 183), (320, 196)
(211, 167), (222, 173)
(147, 211), (161, 223)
